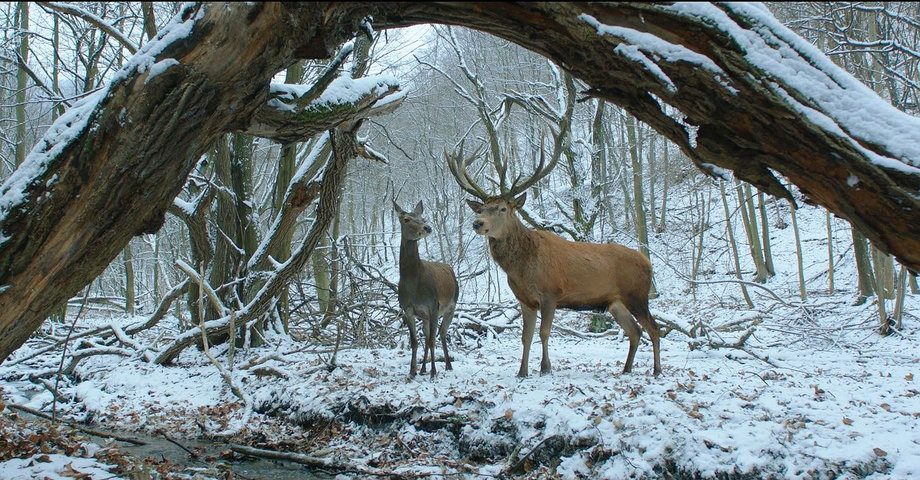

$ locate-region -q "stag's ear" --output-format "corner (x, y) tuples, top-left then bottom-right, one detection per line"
(513, 192), (527, 208)
(413, 200), (424, 215)
(466, 199), (484, 213)
(392, 200), (405, 214)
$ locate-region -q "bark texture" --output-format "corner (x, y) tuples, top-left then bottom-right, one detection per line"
(1, 2), (919, 363)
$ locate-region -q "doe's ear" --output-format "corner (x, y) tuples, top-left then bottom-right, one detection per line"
(466, 199), (484, 213)
(413, 200), (424, 215)
(392, 199), (405, 214)
(513, 192), (527, 208)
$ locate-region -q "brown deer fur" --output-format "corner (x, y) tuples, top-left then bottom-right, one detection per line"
(467, 193), (662, 377)
(395, 200), (459, 378)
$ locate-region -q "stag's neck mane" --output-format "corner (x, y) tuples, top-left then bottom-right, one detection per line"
(399, 238), (422, 278)
(487, 214), (537, 274)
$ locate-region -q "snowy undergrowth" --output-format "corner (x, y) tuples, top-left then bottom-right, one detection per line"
(2, 303), (917, 478)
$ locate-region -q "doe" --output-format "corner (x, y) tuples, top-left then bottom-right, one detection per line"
(394, 200), (459, 378)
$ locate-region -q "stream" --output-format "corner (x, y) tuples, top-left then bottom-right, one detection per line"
(115, 433), (337, 480)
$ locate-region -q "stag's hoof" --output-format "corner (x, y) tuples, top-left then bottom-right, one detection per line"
(516, 370), (528, 379)
(540, 368), (552, 376)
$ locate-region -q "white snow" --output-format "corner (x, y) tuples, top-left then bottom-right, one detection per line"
(143, 58), (180, 84)
(848, 174), (859, 187)
(0, 454), (121, 480)
(580, 13), (737, 95)
(268, 74), (401, 113)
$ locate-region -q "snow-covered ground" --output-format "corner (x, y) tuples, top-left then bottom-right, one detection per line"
(1, 197), (918, 479)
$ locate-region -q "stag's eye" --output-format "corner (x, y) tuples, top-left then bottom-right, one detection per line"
(500, 207), (507, 212)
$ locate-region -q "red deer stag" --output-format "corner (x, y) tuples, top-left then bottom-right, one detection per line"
(394, 200), (459, 378)
(447, 142), (662, 377)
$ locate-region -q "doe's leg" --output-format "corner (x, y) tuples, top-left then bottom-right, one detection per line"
(419, 311), (430, 375)
(427, 314), (438, 378)
(403, 310), (418, 378)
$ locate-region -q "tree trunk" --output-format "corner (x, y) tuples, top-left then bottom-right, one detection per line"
(657, 142), (670, 233)
(3, 2), (920, 363)
(720, 181), (754, 308)
(825, 210), (834, 294)
(852, 226), (875, 304)
(269, 62), (305, 333)
(790, 204), (807, 302)
(123, 242), (135, 316)
(626, 116), (656, 298)
(735, 180), (768, 283)
(758, 191), (774, 276)
(872, 246), (890, 335)
(15, 1), (29, 166)
(141, 2), (158, 42)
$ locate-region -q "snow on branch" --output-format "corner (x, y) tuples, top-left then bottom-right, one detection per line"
(581, 13), (736, 95)
(245, 74), (405, 143)
(666, 2), (920, 173)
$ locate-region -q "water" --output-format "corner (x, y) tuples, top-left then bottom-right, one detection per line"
(117, 435), (337, 480)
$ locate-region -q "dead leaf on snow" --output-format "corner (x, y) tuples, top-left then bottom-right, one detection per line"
(842, 417), (854, 426)
(504, 409), (513, 420)
(874, 447), (888, 457)
(60, 463), (93, 479)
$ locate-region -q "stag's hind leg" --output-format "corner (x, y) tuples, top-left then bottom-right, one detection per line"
(633, 303), (662, 376)
(539, 301), (557, 375)
(609, 301), (641, 373)
(440, 306), (455, 371)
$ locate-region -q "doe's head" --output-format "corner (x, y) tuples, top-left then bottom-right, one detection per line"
(393, 200), (433, 241)
(466, 193), (526, 239)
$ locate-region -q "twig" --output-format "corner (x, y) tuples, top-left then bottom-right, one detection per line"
(504, 434), (561, 475)
(53, 282), (92, 421)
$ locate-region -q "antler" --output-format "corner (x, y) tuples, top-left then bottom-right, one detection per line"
(445, 140), (490, 200)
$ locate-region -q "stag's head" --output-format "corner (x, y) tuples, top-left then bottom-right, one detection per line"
(466, 194), (526, 238)
(393, 200), (432, 241)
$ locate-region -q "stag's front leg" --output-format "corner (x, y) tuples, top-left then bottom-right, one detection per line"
(404, 310), (419, 378)
(539, 302), (556, 375)
(518, 304), (538, 378)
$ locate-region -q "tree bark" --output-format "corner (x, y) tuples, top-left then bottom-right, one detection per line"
(2, 2), (920, 363)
